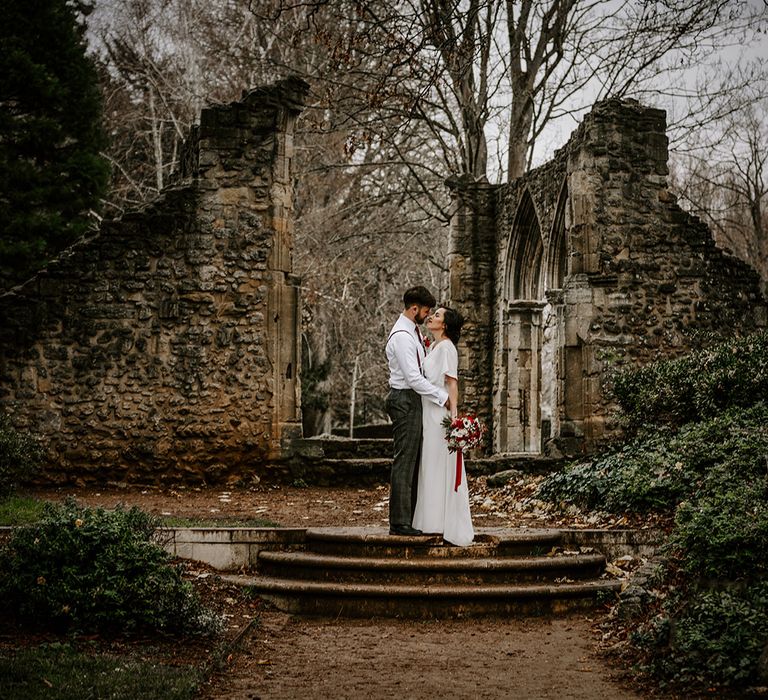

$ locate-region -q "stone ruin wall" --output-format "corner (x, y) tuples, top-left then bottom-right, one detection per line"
(446, 177), (497, 446)
(450, 99), (766, 456)
(558, 100), (766, 445)
(0, 78), (308, 484)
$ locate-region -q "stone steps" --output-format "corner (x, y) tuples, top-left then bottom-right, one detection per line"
(294, 437), (393, 460)
(290, 438), (393, 485)
(258, 550), (607, 584)
(244, 577), (621, 618)
(290, 437), (570, 486)
(304, 527), (562, 557)
(244, 527), (622, 618)
(294, 458), (391, 486)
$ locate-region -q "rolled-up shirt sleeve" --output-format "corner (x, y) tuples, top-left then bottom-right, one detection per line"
(389, 332), (448, 406)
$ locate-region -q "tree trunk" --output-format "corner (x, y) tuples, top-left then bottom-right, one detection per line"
(148, 87), (163, 192)
(508, 98), (533, 181)
(349, 354), (359, 438)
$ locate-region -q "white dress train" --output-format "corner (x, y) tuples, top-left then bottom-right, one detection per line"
(412, 339), (474, 546)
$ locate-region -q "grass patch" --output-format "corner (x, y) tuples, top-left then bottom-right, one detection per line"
(0, 498), (281, 529)
(0, 494), (49, 526)
(0, 644), (199, 700)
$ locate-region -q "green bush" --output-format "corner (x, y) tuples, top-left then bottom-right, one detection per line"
(0, 414), (42, 497)
(672, 468), (768, 580)
(542, 333), (768, 693)
(612, 330), (768, 430)
(635, 583), (768, 688)
(0, 501), (219, 636)
(536, 428), (690, 513)
(537, 403), (768, 514)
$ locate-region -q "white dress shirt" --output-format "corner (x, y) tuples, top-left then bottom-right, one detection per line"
(386, 314), (448, 406)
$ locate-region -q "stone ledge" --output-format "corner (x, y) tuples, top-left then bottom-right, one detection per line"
(560, 528), (667, 560)
(1, 524), (666, 572)
(158, 526), (306, 571)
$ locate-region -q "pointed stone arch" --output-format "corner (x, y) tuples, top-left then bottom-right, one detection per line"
(540, 180), (569, 445)
(497, 181), (574, 454)
(498, 189), (546, 453)
(506, 189), (544, 302)
(546, 181), (568, 290)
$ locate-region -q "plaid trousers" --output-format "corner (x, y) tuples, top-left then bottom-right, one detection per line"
(385, 388), (423, 527)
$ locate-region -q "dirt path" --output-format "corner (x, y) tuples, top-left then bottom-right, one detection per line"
(200, 610), (643, 700)
(25, 484), (658, 699)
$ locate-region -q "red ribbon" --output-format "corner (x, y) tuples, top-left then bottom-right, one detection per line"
(455, 450), (463, 492)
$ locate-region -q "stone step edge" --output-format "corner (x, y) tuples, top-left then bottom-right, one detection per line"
(319, 458), (392, 465)
(259, 550), (606, 572)
(305, 527), (564, 546)
(224, 574), (622, 599)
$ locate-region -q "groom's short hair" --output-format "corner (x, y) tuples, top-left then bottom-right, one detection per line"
(403, 286), (436, 309)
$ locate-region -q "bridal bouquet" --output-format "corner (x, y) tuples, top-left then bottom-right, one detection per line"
(441, 414), (486, 453)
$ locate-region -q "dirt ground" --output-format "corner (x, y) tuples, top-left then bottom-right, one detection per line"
(198, 610), (645, 700)
(27, 475), (671, 531)
(20, 480), (671, 699)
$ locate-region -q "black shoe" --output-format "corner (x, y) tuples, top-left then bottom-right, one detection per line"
(389, 525), (422, 536)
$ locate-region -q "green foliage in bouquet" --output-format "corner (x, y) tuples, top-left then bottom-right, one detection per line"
(0, 501), (219, 636)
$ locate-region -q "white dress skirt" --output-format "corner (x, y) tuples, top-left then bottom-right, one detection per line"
(412, 339), (474, 546)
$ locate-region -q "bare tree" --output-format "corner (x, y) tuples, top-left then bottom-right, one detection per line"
(257, 0), (767, 181)
(671, 94), (768, 287)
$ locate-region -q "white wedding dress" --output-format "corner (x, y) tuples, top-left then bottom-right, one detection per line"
(412, 339), (474, 546)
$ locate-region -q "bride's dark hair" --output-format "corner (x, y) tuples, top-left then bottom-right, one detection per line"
(441, 305), (464, 345)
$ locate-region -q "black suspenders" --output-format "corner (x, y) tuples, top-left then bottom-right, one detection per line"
(387, 329), (423, 374)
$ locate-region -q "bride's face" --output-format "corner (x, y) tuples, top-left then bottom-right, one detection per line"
(426, 308), (446, 334)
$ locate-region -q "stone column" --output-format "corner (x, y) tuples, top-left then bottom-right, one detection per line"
(446, 176), (498, 453)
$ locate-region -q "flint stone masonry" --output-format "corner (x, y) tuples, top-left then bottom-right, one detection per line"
(0, 78), (309, 484)
(449, 99), (767, 456)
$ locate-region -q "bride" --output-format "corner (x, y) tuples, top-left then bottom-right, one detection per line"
(412, 306), (474, 546)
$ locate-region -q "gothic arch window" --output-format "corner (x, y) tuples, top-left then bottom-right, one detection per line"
(546, 180), (568, 290)
(507, 189), (544, 300)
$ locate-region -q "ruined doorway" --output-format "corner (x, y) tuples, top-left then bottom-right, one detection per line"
(498, 185), (567, 454)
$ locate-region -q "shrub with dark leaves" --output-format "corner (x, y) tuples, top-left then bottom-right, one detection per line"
(635, 583), (768, 688)
(612, 330), (768, 431)
(0, 414), (42, 497)
(537, 403), (768, 514)
(0, 501), (219, 635)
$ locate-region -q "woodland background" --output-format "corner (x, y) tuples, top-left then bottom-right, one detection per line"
(2, 0), (767, 436)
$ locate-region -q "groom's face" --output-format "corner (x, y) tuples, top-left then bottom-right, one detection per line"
(415, 305), (432, 324)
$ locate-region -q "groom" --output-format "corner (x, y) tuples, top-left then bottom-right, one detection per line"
(385, 286), (449, 536)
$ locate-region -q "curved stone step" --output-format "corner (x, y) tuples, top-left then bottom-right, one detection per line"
(258, 550), (607, 585)
(244, 576), (622, 618)
(304, 527), (564, 558)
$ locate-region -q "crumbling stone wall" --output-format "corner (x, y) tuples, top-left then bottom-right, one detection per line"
(450, 98), (767, 456)
(0, 78), (308, 484)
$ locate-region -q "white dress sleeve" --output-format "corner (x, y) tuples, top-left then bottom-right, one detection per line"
(438, 341), (459, 382)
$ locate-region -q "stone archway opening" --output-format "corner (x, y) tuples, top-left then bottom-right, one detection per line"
(541, 183), (568, 446)
(500, 184), (568, 454)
